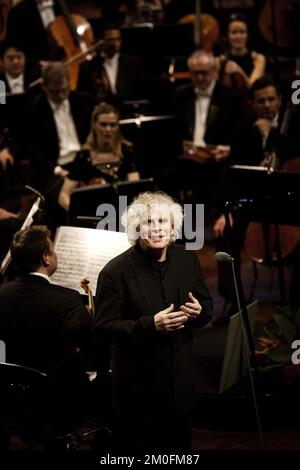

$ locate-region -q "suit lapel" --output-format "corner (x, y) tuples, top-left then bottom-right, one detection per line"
(206, 83), (219, 129)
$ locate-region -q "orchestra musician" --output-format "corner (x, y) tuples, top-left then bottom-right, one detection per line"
(0, 226), (96, 425)
(77, 24), (145, 107)
(213, 77), (300, 322)
(218, 13), (266, 91)
(57, 102), (140, 211)
(175, 49), (243, 206)
(25, 62), (95, 220)
(94, 191), (212, 450)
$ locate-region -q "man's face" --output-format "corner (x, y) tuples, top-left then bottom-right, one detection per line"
(44, 77), (70, 105)
(3, 48), (26, 78)
(253, 86), (282, 120)
(189, 56), (216, 90)
(103, 29), (122, 58)
(138, 207), (173, 252)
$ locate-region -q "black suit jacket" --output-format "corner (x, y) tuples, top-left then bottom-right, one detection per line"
(230, 117), (299, 167)
(78, 53), (145, 105)
(175, 81), (243, 145)
(0, 69), (38, 95)
(0, 274), (92, 375)
(94, 243), (212, 417)
(0, 70), (40, 162)
(25, 91), (95, 187)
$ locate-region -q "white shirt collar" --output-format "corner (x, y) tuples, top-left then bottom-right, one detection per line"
(5, 73), (24, 93)
(104, 52), (119, 65)
(271, 113), (279, 128)
(195, 80), (216, 98)
(48, 98), (69, 112)
(29, 272), (51, 283)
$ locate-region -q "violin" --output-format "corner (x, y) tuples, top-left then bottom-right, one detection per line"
(181, 140), (215, 164)
(48, 0), (94, 89)
(80, 277), (95, 318)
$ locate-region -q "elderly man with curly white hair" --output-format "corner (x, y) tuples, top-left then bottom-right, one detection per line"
(94, 191), (212, 451)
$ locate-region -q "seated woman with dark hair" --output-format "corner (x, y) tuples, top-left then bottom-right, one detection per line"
(58, 103), (140, 211)
(218, 13), (266, 91)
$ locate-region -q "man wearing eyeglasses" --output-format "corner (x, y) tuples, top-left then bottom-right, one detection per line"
(25, 62), (95, 202)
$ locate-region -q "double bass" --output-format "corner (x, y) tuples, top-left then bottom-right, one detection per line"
(48, 0), (94, 89)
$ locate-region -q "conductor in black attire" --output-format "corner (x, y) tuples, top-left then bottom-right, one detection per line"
(94, 191), (212, 450)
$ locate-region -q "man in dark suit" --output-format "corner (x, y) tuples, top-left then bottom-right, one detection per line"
(214, 77), (300, 322)
(25, 62), (95, 194)
(0, 44), (40, 167)
(0, 225), (92, 372)
(0, 225), (97, 425)
(0, 45), (35, 95)
(175, 49), (243, 207)
(78, 25), (145, 108)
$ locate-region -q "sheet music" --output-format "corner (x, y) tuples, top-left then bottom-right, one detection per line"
(51, 226), (131, 295)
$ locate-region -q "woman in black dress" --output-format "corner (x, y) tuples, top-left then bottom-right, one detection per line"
(58, 103), (140, 211)
(218, 13), (266, 91)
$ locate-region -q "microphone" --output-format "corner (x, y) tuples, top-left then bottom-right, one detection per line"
(215, 251), (233, 263)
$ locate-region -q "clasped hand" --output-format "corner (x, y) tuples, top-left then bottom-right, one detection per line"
(154, 292), (202, 332)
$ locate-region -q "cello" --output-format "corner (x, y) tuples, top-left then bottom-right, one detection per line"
(178, 0), (220, 53)
(48, 0), (94, 89)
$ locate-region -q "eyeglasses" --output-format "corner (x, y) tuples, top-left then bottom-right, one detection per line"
(97, 121), (118, 128)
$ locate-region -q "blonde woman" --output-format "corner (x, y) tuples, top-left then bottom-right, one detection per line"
(58, 103), (140, 211)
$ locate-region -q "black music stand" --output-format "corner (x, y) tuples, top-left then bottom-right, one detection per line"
(69, 178), (155, 228)
(121, 23), (194, 59)
(228, 165), (300, 306)
(119, 115), (182, 176)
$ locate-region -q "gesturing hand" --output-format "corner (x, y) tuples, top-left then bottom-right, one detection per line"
(154, 304), (188, 332)
(180, 292), (202, 319)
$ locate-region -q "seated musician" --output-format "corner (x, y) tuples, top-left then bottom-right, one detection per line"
(25, 62), (95, 199)
(217, 13), (266, 91)
(58, 103), (140, 211)
(77, 24), (145, 107)
(175, 49), (244, 206)
(0, 226), (96, 422)
(213, 77), (300, 322)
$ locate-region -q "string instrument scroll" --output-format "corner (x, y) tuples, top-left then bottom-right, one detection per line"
(80, 277), (95, 318)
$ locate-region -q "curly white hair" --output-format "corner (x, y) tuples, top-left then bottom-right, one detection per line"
(121, 191), (183, 245)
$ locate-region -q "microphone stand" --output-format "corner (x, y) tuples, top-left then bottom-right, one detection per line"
(216, 251), (265, 449)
